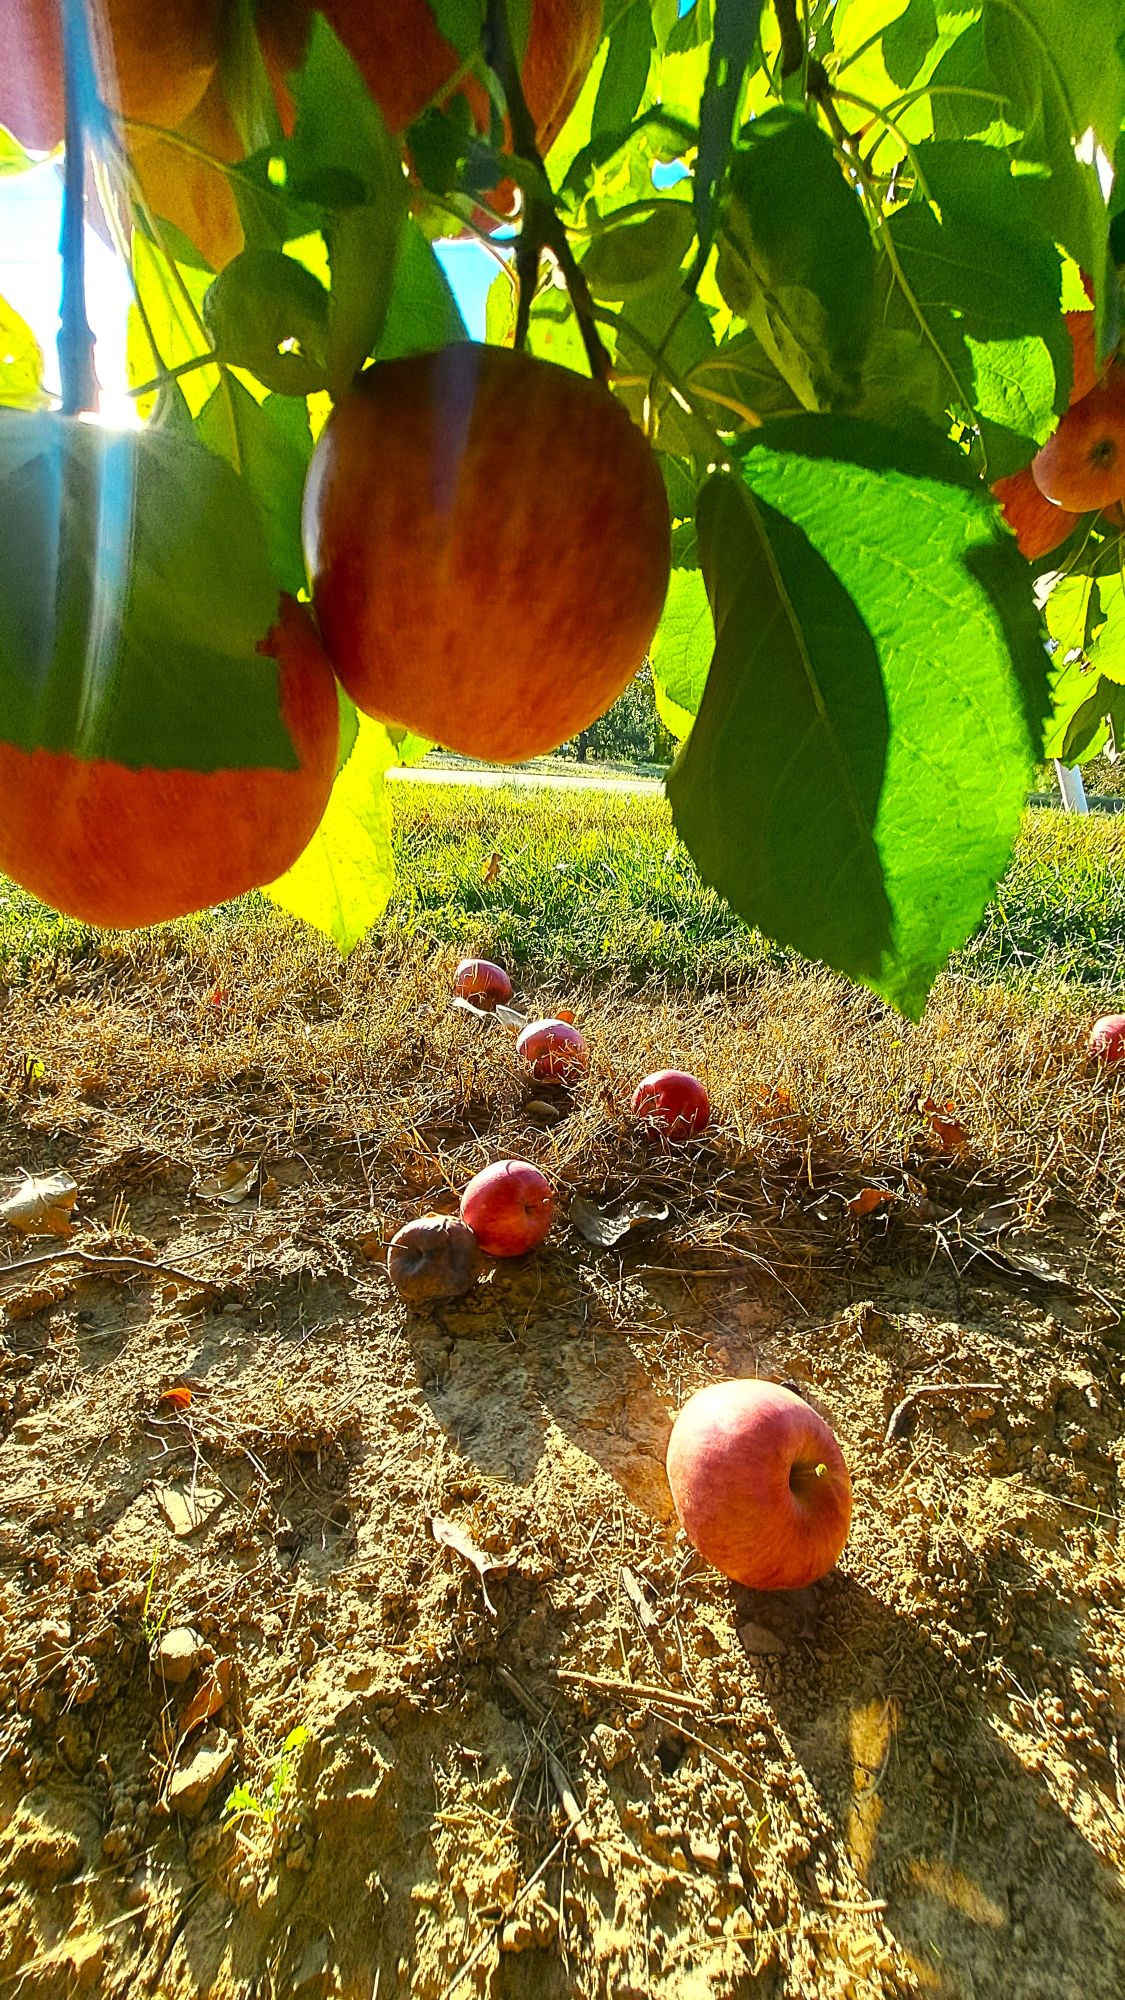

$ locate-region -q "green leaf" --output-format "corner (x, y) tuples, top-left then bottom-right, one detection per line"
(1059, 679), (1114, 762)
(426, 0), (485, 58)
(692, 0), (765, 270)
(127, 235), (217, 418)
(882, 0), (938, 87)
(0, 411), (302, 771)
(264, 713), (397, 951)
(716, 107), (876, 411)
(667, 418), (1050, 1015)
(277, 14), (408, 393)
(0, 296), (47, 410)
(910, 139), (1069, 403)
(687, 326), (802, 431)
(667, 470), (893, 983)
(592, 1), (655, 131)
(582, 201), (695, 298)
(203, 249), (331, 395)
(193, 380), (312, 598)
(649, 565), (713, 732)
(375, 221), (468, 362)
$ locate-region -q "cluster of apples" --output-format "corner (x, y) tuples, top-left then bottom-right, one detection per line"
(387, 955), (713, 1302)
(384, 956), (855, 1597)
(453, 955), (712, 1137)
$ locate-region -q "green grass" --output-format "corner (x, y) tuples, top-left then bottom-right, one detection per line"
(1, 784), (1123, 998)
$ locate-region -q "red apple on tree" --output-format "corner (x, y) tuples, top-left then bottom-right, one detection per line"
(454, 957), (513, 1007)
(1089, 1013), (1125, 1064)
(666, 1379), (852, 1592)
(1031, 366), (1125, 511)
(632, 1069), (710, 1140)
(460, 1160), (555, 1257)
(516, 1018), (588, 1081)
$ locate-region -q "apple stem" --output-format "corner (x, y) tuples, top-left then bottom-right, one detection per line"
(483, 0), (612, 387)
(815, 1463), (827, 1478)
(58, 0), (100, 416)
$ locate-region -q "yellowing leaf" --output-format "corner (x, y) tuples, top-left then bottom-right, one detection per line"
(264, 713), (396, 952)
(0, 1171), (77, 1235)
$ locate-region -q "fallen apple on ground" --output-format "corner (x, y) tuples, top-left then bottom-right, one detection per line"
(387, 1216), (485, 1303)
(453, 958), (513, 1007)
(1089, 1013), (1125, 1064)
(516, 1019), (588, 1082)
(666, 1379), (852, 1592)
(460, 1161), (555, 1258)
(632, 1069), (710, 1140)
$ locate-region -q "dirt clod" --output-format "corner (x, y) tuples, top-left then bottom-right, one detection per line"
(153, 1625), (204, 1684)
(165, 1732), (235, 1816)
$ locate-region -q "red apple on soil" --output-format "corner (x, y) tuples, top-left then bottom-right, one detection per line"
(460, 1160), (555, 1257)
(1089, 1013), (1125, 1064)
(454, 958), (513, 1007)
(632, 1069), (710, 1140)
(516, 1018), (588, 1082)
(387, 1215), (485, 1303)
(666, 1380), (852, 1592)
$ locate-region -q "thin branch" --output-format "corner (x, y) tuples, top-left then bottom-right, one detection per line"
(484, 0), (611, 384)
(0, 1247), (220, 1292)
(774, 0), (805, 79)
(58, 0), (99, 414)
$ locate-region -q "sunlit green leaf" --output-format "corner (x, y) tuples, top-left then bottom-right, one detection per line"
(0, 295), (47, 410)
(716, 108), (876, 411)
(650, 564), (712, 734)
(668, 418), (1050, 1015)
(0, 411), (303, 771)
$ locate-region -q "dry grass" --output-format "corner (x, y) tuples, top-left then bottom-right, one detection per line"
(0, 896), (1122, 1999)
(8, 913), (1122, 1227)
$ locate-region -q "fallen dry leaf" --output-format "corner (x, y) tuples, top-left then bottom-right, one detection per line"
(0, 1171), (78, 1236)
(180, 1657), (233, 1737)
(195, 1157), (260, 1205)
(157, 1387), (193, 1414)
(495, 1003), (528, 1030)
(431, 1514), (508, 1617)
(155, 1481), (226, 1538)
(920, 1097), (971, 1153)
(481, 851), (501, 883)
(847, 1187), (898, 1219)
(556, 1008), (577, 1025)
(569, 1193), (670, 1248)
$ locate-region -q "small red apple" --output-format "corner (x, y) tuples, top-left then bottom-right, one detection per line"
(632, 1069), (710, 1140)
(666, 1379), (852, 1592)
(516, 1018), (588, 1082)
(454, 957), (513, 1007)
(1031, 368), (1125, 511)
(460, 1160), (555, 1257)
(1089, 1013), (1125, 1064)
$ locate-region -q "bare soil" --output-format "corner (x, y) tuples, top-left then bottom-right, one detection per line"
(0, 933), (1121, 1999)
